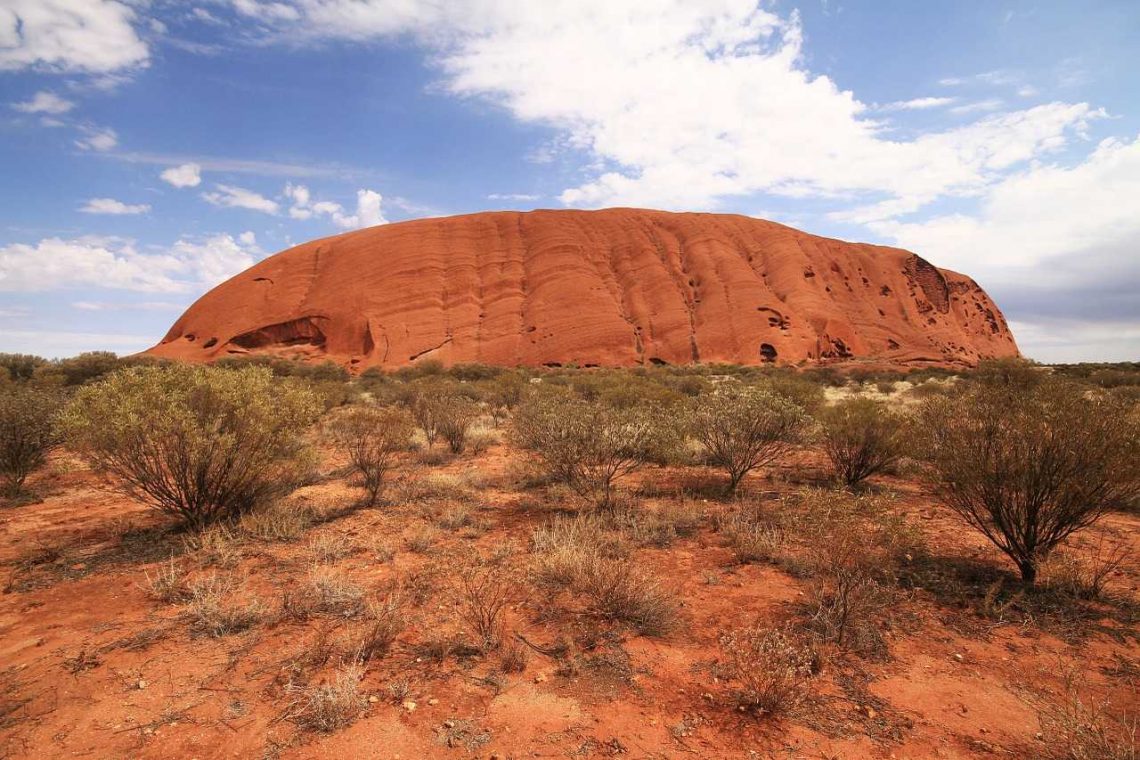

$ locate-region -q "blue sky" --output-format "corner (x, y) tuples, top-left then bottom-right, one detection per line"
(1, 0), (1138, 362)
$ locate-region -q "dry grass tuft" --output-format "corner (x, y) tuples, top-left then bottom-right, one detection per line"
(142, 557), (189, 603)
(186, 574), (264, 637)
(718, 626), (816, 717)
(354, 595), (407, 661)
(1037, 670), (1137, 760)
(288, 663), (367, 733)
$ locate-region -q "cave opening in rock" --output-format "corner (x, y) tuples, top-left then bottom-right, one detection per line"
(759, 343), (777, 362)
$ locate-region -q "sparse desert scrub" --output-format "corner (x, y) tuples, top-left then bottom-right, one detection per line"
(238, 500), (317, 542)
(186, 574), (265, 636)
(0, 384), (64, 498)
(324, 404), (414, 505)
(282, 567), (366, 620)
(62, 364), (321, 529)
(916, 376), (1140, 586)
(718, 626), (816, 717)
(458, 564), (514, 650)
(574, 554), (679, 636)
(688, 385), (809, 494)
(1040, 533), (1130, 601)
(409, 383), (480, 452)
(719, 510), (786, 565)
(512, 393), (679, 509)
(1037, 670), (1137, 760)
(355, 595), (407, 660)
(142, 557), (189, 603)
(818, 397), (906, 486)
(288, 662), (367, 733)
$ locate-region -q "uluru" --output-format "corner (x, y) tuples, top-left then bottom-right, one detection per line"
(146, 208), (1019, 370)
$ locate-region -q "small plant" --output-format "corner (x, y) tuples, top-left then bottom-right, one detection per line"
(405, 525), (438, 554)
(288, 663), (367, 733)
(0, 385), (64, 498)
(916, 376), (1140, 586)
(575, 556), (678, 636)
(308, 532), (352, 563)
(720, 512), (785, 565)
(689, 385), (809, 494)
(818, 397), (906, 487)
(513, 393), (678, 509)
(143, 557), (189, 603)
(325, 404), (414, 506)
(186, 574), (264, 637)
(1037, 670), (1137, 760)
(62, 364), (321, 529)
(410, 385), (480, 453)
(238, 501), (316, 542)
(499, 639), (529, 673)
(356, 595), (406, 660)
(459, 565), (513, 650)
(719, 626), (815, 717)
(284, 567), (366, 620)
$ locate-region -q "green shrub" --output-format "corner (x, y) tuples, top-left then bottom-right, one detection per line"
(512, 393), (678, 509)
(0, 353), (48, 382)
(916, 378), (1140, 586)
(818, 398), (906, 486)
(325, 405), (414, 505)
(63, 364), (321, 529)
(0, 385), (64, 497)
(689, 385), (809, 493)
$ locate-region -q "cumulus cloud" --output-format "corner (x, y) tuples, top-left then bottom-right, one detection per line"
(0, 0), (149, 73)
(75, 125), (118, 151)
(878, 96), (956, 111)
(0, 233), (261, 293)
(234, 1), (1104, 218)
(11, 90), (74, 114)
(285, 183), (387, 229)
(80, 198), (150, 215)
(202, 184), (279, 214)
(160, 163), (202, 188)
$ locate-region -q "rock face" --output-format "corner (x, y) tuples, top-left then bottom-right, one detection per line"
(147, 208), (1019, 369)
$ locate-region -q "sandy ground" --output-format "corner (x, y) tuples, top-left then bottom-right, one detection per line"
(0, 439), (1136, 760)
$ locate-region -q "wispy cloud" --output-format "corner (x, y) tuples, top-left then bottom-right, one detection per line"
(878, 96), (956, 112)
(80, 198), (151, 215)
(202, 184), (279, 214)
(11, 91), (75, 114)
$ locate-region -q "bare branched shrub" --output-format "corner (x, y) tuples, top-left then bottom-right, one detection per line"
(1038, 670), (1137, 760)
(356, 595), (406, 660)
(186, 574), (264, 636)
(0, 385), (64, 498)
(689, 385), (809, 493)
(325, 405), (414, 506)
(62, 365), (321, 529)
(719, 626), (815, 717)
(818, 397), (906, 486)
(288, 663), (366, 733)
(513, 393), (678, 509)
(410, 385), (480, 453)
(499, 639), (529, 673)
(459, 565), (514, 650)
(916, 377), (1140, 586)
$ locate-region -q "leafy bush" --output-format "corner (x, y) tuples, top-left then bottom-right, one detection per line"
(818, 397), (906, 486)
(719, 626), (815, 717)
(0, 353), (48, 382)
(689, 385), (809, 493)
(0, 385), (64, 497)
(325, 405), (414, 505)
(408, 381), (479, 451)
(513, 393), (678, 509)
(916, 378), (1140, 586)
(62, 364), (321, 529)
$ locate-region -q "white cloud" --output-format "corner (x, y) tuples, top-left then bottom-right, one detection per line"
(11, 90), (74, 114)
(80, 197), (151, 215)
(0, 233), (261, 293)
(160, 163), (202, 188)
(0, 307), (30, 318)
(879, 96), (956, 111)
(488, 193), (541, 201)
(233, 0), (301, 22)
(949, 98), (1005, 115)
(285, 183), (387, 229)
(72, 300), (181, 311)
(0, 0), (149, 73)
(0, 329), (153, 358)
(202, 184), (279, 214)
(236, 2), (1105, 217)
(75, 125), (118, 151)
(868, 135), (1140, 277)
